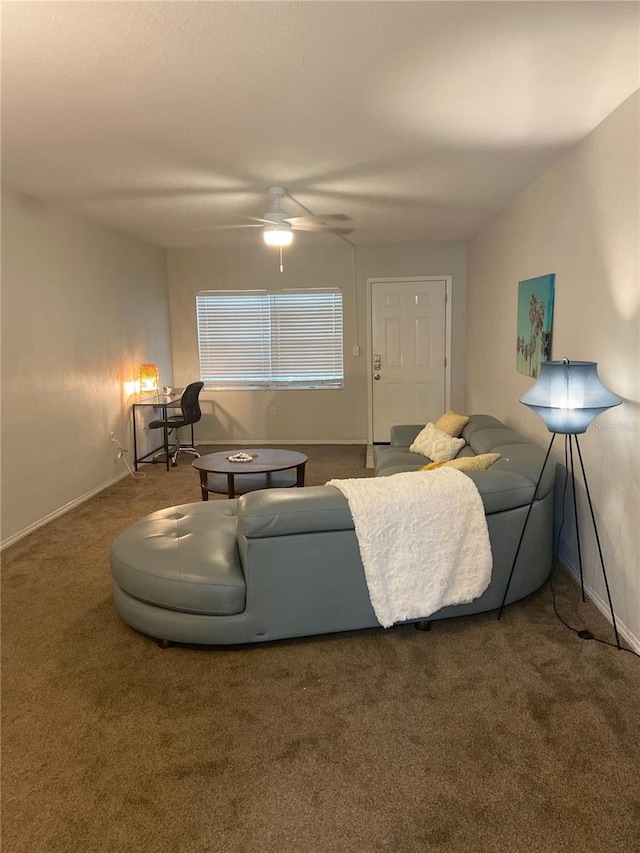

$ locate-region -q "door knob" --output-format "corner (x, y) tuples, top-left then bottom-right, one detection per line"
(374, 373), (380, 380)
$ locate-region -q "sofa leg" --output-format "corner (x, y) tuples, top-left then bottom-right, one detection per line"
(157, 638), (172, 649)
(415, 621), (432, 632)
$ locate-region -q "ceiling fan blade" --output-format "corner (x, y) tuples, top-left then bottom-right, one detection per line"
(194, 223), (263, 231)
(289, 222), (354, 234)
(189, 188), (354, 239)
(285, 214), (351, 229)
(290, 225), (355, 236)
(247, 215), (286, 225)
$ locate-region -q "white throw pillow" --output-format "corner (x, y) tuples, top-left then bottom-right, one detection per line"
(410, 422), (465, 461)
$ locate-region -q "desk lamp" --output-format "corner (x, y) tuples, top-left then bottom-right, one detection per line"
(498, 359), (623, 648)
(139, 364), (160, 395)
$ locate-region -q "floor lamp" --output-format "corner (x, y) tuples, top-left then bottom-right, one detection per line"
(498, 359), (623, 649)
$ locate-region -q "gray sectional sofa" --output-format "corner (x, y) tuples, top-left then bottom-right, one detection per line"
(110, 415), (554, 646)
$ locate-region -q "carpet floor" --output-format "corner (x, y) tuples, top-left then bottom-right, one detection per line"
(2, 445), (639, 852)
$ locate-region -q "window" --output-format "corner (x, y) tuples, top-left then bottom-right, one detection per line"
(196, 290), (344, 390)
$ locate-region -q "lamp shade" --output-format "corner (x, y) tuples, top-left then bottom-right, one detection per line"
(263, 224), (293, 247)
(139, 363), (159, 393)
(520, 360), (622, 434)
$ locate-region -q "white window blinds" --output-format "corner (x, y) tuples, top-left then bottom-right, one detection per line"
(196, 290), (344, 389)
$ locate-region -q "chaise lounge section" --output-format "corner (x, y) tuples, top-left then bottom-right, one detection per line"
(110, 415), (554, 645)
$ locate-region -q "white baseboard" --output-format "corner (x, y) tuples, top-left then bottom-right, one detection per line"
(195, 439), (368, 446)
(1, 470), (129, 551)
(558, 552), (640, 653)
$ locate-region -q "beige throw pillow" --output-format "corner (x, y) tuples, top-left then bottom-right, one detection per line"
(434, 411), (470, 438)
(410, 423), (465, 462)
(421, 453), (501, 472)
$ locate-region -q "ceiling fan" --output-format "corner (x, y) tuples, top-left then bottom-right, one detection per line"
(216, 186), (354, 247)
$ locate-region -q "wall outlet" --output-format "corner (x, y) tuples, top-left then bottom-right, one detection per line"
(268, 406), (276, 417)
(109, 432), (114, 442)
(352, 345), (360, 356)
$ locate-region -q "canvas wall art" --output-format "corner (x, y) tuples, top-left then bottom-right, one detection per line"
(516, 274), (555, 378)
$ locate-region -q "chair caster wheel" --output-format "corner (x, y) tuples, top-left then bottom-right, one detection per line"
(171, 461), (178, 467)
(157, 638), (172, 649)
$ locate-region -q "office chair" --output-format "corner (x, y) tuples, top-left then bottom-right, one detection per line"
(149, 381), (204, 468)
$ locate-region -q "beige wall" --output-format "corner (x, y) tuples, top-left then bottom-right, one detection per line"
(466, 92), (639, 648)
(1, 189), (172, 546)
(167, 241), (467, 442)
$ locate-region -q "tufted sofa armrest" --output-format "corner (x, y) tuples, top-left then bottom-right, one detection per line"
(237, 485), (355, 539)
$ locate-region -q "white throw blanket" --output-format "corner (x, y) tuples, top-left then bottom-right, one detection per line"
(327, 469), (492, 628)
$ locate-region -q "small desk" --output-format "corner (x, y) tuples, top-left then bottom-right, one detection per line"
(192, 449), (308, 499)
(132, 395), (182, 471)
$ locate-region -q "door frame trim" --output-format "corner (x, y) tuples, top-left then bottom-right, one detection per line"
(366, 275), (452, 445)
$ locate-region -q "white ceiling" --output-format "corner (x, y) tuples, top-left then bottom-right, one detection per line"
(2, 1), (638, 248)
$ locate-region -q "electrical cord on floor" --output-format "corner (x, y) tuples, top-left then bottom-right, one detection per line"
(112, 439), (145, 480)
(122, 453), (145, 480)
(549, 436), (639, 659)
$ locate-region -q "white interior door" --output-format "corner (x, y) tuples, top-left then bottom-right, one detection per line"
(370, 278), (448, 443)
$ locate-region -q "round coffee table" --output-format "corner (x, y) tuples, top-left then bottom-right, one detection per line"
(192, 449), (308, 500)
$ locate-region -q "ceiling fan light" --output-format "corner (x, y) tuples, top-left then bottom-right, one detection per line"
(263, 224), (293, 247)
